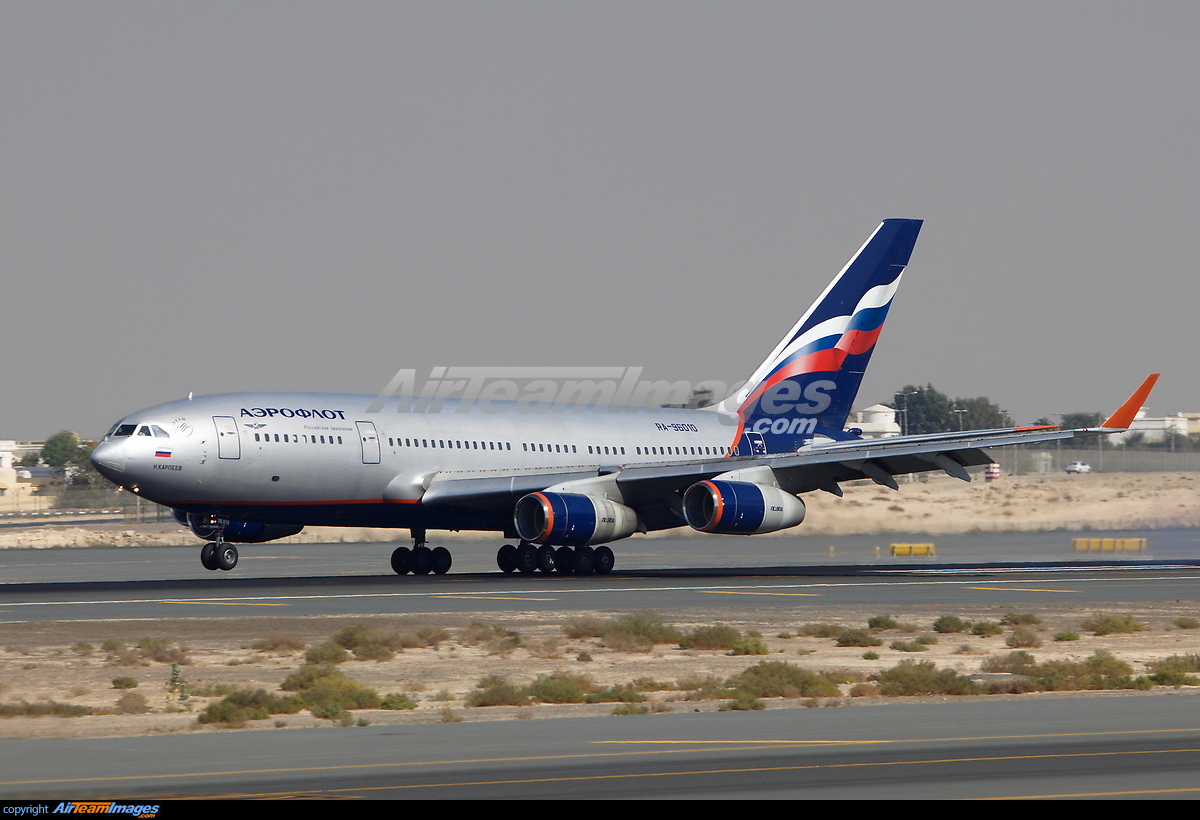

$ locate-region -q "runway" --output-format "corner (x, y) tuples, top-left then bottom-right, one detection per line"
(2, 531), (1199, 800)
(3, 696), (1199, 799)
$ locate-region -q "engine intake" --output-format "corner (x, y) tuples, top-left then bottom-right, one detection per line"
(682, 480), (806, 534)
(514, 492), (638, 546)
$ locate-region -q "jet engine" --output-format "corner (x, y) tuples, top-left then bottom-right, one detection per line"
(175, 510), (303, 544)
(682, 480), (806, 535)
(514, 492), (638, 546)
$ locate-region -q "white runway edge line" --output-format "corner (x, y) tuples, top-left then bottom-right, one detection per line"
(5, 575), (1200, 608)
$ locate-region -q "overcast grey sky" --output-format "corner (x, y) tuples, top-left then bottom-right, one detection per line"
(2, 2), (1196, 440)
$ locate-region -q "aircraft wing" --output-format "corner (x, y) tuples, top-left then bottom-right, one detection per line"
(421, 374), (1159, 526)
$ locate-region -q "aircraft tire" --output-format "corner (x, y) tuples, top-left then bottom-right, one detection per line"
(554, 546), (575, 574)
(216, 544), (238, 571)
(431, 547), (452, 575)
(200, 542), (219, 571)
(390, 546), (412, 575)
(516, 544), (538, 575)
(536, 545), (556, 573)
(497, 544), (518, 573)
(411, 546), (433, 575)
(593, 546), (615, 575)
(573, 545), (595, 575)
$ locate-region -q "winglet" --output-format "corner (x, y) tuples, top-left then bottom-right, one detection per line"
(1099, 373), (1161, 430)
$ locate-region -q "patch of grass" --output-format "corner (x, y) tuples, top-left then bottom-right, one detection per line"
(889, 640), (929, 652)
(726, 661), (839, 699)
(719, 691), (766, 711)
(116, 692), (149, 714)
(305, 642), (350, 665)
(0, 701), (93, 718)
(836, 629), (882, 647)
(197, 689), (304, 724)
(1081, 614), (1146, 635)
(250, 635), (306, 653)
(982, 650), (1150, 691)
(72, 642), (94, 655)
(874, 660), (985, 696)
(1173, 617), (1200, 630)
(612, 703), (651, 715)
(679, 624), (742, 650)
(101, 638), (126, 652)
(932, 615), (970, 634)
(466, 674), (531, 707)
(600, 611), (682, 650)
(136, 637), (190, 665)
(1006, 628), (1043, 648)
(796, 623), (846, 639)
(380, 693), (419, 710)
(867, 615), (899, 630)
(970, 621), (1004, 637)
(1148, 654), (1200, 686)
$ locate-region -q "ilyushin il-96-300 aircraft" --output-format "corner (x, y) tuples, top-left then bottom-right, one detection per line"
(89, 219), (1159, 576)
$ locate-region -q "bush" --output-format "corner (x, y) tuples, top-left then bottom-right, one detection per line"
(116, 692), (150, 714)
(719, 691), (766, 711)
(250, 635), (306, 653)
(380, 693), (419, 710)
(1081, 614), (1145, 635)
(467, 675), (531, 707)
(796, 623), (846, 639)
(1006, 628), (1043, 648)
(874, 660), (984, 696)
(197, 689), (303, 724)
(867, 615), (899, 631)
(679, 624), (742, 650)
(932, 616), (970, 634)
(136, 637), (190, 664)
(836, 629), (882, 647)
(601, 611), (682, 650)
(970, 621), (1004, 637)
(1173, 617), (1199, 630)
(730, 632), (769, 656)
(890, 640), (928, 652)
(726, 661), (839, 699)
(528, 671), (595, 704)
(305, 642), (350, 665)
(111, 677), (139, 690)
(1148, 654), (1200, 686)
(1001, 613), (1042, 626)
(1053, 631), (1080, 642)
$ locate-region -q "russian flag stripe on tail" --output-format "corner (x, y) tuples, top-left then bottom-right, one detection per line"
(727, 219), (923, 454)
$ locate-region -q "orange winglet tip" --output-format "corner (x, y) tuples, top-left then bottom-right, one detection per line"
(1101, 373), (1161, 429)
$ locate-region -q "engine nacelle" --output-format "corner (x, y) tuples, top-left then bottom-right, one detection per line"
(514, 492), (639, 546)
(682, 480), (806, 535)
(182, 512), (303, 544)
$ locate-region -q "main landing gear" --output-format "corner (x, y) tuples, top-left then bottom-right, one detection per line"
(496, 542), (615, 575)
(391, 528), (452, 576)
(200, 539), (238, 571)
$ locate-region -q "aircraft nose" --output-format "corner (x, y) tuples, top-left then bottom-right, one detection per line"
(89, 441), (125, 482)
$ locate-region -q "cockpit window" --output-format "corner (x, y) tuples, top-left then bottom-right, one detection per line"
(113, 424), (137, 437)
(151, 425), (171, 438)
(137, 426), (153, 436)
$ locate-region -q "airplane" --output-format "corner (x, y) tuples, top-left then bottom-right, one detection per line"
(88, 218), (1159, 576)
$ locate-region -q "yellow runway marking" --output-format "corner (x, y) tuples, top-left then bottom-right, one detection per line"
(700, 590), (820, 597)
(160, 601), (287, 607)
(964, 586), (1077, 593)
(433, 595), (559, 601)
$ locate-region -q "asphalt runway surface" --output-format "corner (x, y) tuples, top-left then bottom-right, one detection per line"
(3, 696), (1199, 799)
(2, 530), (1199, 799)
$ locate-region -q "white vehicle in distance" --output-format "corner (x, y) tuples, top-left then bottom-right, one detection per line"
(1065, 461), (1092, 474)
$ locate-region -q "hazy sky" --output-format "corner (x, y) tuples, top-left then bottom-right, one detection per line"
(2, 2), (1197, 440)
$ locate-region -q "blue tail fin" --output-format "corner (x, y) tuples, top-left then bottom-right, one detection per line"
(728, 218), (923, 453)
